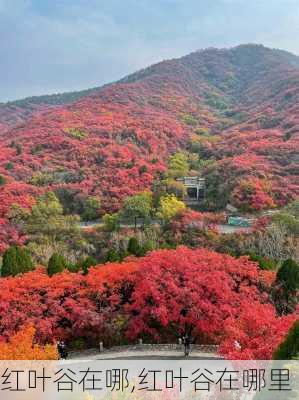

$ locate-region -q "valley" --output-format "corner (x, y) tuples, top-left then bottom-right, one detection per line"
(0, 44), (298, 361)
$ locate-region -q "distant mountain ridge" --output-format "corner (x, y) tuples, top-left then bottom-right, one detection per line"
(1, 44), (299, 130)
(0, 87), (103, 132)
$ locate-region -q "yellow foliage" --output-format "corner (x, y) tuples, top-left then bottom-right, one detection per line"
(0, 325), (58, 360)
(156, 194), (186, 222)
(190, 133), (220, 144)
(168, 152), (189, 178)
(164, 178), (186, 198)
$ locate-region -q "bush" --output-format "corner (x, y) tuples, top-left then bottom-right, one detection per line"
(142, 240), (156, 255)
(195, 127), (210, 136)
(0, 325), (58, 360)
(47, 253), (68, 276)
(164, 179), (186, 199)
(258, 115), (282, 129)
(248, 253), (277, 270)
(122, 192), (153, 221)
(118, 249), (130, 261)
(102, 213), (120, 232)
(66, 263), (81, 273)
(273, 320), (299, 359)
(181, 113), (198, 126)
(273, 259), (299, 315)
(81, 197), (101, 221)
(64, 127), (87, 140)
(68, 338), (86, 351)
(273, 212), (299, 235)
(105, 249), (120, 263)
(167, 152), (189, 178)
(156, 194), (186, 222)
(0, 175), (6, 186)
(2, 246), (34, 277)
(139, 165), (148, 174)
(285, 199), (299, 218)
(80, 256), (97, 275)
(5, 162), (14, 171)
(15, 143), (22, 155)
(277, 259), (299, 292)
(127, 237), (143, 256)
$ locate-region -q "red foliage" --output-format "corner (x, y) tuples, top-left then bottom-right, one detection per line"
(125, 247), (296, 359)
(258, 269), (277, 287)
(0, 181), (38, 252)
(0, 263), (138, 345)
(219, 302), (296, 359)
(203, 130), (299, 210)
(232, 177), (276, 211)
(0, 247), (296, 359)
(0, 45), (299, 249)
(170, 209), (225, 232)
(0, 182), (37, 219)
(0, 218), (26, 253)
(125, 248), (274, 343)
(167, 209), (224, 246)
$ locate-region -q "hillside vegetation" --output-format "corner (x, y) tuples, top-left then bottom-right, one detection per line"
(0, 44), (298, 252)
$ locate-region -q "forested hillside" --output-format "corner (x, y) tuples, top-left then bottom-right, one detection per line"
(0, 44), (298, 360)
(0, 44), (298, 252)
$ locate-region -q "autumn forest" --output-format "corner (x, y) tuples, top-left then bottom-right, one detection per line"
(0, 44), (298, 360)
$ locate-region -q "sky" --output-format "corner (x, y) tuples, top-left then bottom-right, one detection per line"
(1, 0), (299, 102)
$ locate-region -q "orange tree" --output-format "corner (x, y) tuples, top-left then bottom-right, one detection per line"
(0, 325), (58, 360)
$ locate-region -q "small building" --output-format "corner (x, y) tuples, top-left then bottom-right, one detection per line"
(177, 176), (205, 204)
(227, 216), (254, 228)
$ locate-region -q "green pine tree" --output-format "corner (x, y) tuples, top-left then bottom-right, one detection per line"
(1, 246), (34, 277)
(127, 237), (142, 256)
(141, 240), (155, 255)
(105, 249), (120, 262)
(277, 259), (299, 292)
(273, 320), (299, 359)
(81, 256), (97, 275)
(0, 174), (6, 186)
(249, 253), (277, 270)
(2, 247), (18, 276)
(19, 247), (34, 273)
(273, 259), (299, 315)
(47, 253), (67, 276)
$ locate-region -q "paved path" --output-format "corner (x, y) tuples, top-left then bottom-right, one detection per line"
(216, 224), (251, 234)
(79, 221), (252, 235)
(79, 221), (160, 230)
(69, 349), (222, 361)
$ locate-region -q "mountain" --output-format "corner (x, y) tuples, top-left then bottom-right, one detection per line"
(2, 44), (299, 130)
(0, 87), (103, 132)
(0, 44), (298, 233)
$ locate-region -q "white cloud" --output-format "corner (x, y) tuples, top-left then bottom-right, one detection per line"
(1, 0), (299, 101)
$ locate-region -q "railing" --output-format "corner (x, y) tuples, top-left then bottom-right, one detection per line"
(69, 343), (220, 359)
(99, 343), (219, 354)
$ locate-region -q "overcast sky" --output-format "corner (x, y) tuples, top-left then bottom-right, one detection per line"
(1, 0), (299, 102)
